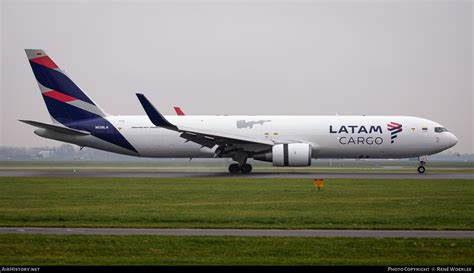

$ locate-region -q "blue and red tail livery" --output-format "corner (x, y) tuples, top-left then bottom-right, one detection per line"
(25, 49), (106, 124)
(25, 49), (137, 153)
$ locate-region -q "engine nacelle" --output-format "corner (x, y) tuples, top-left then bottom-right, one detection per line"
(253, 143), (312, 166)
(272, 143), (312, 167)
(253, 143), (312, 167)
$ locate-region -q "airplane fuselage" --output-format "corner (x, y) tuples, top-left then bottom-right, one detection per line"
(34, 115), (457, 159)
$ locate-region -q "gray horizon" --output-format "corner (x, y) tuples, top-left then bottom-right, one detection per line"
(1, 0), (472, 153)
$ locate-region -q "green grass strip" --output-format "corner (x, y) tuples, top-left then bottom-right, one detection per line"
(0, 177), (472, 230)
(0, 234), (472, 265)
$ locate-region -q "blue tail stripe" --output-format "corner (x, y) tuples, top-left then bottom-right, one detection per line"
(43, 96), (96, 126)
(30, 61), (95, 105)
(77, 118), (138, 154)
(44, 97), (137, 153)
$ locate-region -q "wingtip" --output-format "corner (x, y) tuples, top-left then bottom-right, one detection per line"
(136, 93), (147, 104)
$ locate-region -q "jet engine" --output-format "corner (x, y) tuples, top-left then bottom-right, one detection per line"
(254, 143), (312, 167)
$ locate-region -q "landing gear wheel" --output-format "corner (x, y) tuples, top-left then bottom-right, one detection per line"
(228, 164), (241, 174)
(240, 164), (252, 174)
(417, 166), (426, 174)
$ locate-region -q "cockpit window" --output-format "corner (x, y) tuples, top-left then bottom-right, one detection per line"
(435, 127), (448, 133)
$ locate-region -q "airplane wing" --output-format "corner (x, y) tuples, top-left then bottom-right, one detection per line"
(136, 94), (273, 154)
(19, 120), (91, 136)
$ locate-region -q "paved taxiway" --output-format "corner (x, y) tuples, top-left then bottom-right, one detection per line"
(0, 170), (472, 179)
(0, 227), (473, 238)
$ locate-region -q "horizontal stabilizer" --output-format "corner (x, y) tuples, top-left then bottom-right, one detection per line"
(19, 120), (90, 136)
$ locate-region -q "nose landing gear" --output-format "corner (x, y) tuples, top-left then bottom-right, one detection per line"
(417, 156), (427, 174)
(417, 164), (426, 174)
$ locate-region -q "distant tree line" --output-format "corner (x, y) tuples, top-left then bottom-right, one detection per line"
(0, 144), (130, 161)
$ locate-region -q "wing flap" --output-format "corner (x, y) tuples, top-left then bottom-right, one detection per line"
(178, 125), (274, 146)
(181, 132), (216, 148)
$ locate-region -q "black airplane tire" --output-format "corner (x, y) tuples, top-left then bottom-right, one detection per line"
(240, 164), (252, 174)
(228, 164), (241, 174)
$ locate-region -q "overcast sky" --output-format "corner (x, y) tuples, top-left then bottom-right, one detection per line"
(1, 0), (472, 153)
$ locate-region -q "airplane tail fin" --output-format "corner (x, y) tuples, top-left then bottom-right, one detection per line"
(25, 49), (107, 126)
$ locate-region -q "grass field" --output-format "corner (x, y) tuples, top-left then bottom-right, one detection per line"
(0, 177), (472, 230)
(0, 235), (472, 265)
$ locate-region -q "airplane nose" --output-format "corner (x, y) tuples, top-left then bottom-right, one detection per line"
(446, 132), (458, 148)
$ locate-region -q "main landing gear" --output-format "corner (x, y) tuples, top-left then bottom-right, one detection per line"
(417, 156), (427, 174)
(228, 163), (253, 174)
(227, 150), (252, 174)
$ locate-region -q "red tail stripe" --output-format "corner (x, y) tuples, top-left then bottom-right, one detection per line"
(42, 90), (77, 103)
(30, 56), (58, 69)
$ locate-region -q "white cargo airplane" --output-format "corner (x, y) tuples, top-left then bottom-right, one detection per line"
(21, 49), (458, 174)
